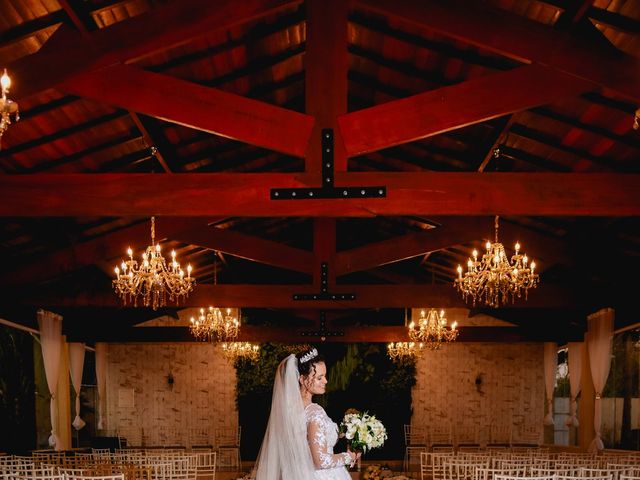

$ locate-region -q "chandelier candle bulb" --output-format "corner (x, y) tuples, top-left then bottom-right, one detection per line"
(454, 215), (539, 308)
(112, 216), (195, 310)
(408, 308), (458, 350)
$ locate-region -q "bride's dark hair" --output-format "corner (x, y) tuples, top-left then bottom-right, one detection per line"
(296, 348), (325, 377)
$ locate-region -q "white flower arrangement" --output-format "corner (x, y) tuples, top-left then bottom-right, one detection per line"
(339, 409), (387, 454)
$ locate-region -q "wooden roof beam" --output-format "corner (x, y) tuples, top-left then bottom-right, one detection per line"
(174, 227), (314, 275)
(17, 283), (585, 309)
(338, 64), (593, 156)
(357, 0), (640, 102)
(335, 216), (570, 275)
(0, 172), (639, 216)
(64, 325), (573, 343)
(61, 65), (314, 158)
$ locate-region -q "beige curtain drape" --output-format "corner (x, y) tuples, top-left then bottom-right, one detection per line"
(543, 342), (557, 426)
(37, 309), (63, 449)
(565, 342), (583, 427)
(95, 342), (108, 430)
(69, 342), (86, 430)
(587, 308), (614, 452)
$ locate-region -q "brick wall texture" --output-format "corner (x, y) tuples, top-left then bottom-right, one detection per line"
(104, 342), (237, 446)
(411, 342), (545, 445)
(104, 341), (545, 446)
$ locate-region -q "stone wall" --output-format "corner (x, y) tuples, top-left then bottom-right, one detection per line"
(103, 342), (237, 446)
(412, 342), (545, 445)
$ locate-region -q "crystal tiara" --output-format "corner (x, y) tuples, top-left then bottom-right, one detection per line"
(300, 348), (318, 364)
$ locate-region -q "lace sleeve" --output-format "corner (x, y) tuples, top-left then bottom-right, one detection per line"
(307, 405), (351, 470)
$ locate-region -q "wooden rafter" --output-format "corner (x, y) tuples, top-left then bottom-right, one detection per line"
(338, 64), (593, 156)
(173, 227), (314, 275)
(65, 325), (574, 343)
(61, 65), (314, 158)
(1, 173), (638, 216)
(18, 283), (584, 309)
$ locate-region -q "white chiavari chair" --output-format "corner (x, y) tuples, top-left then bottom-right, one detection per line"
(556, 475), (611, 480)
(420, 452), (429, 480)
(404, 424), (428, 473)
(430, 425), (453, 449)
(495, 475), (554, 480)
(581, 468), (623, 480)
(214, 427), (240, 471)
(192, 451), (215, 480)
(64, 474), (125, 480)
(431, 451), (455, 480)
(489, 425), (512, 447)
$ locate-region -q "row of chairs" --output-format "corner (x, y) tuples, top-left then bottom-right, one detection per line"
(405, 424), (541, 448)
(112, 427), (240, 451)
(111, 428), (240, 470)
(0, 450), (217, 479)
(404, 424), (542, 472)
(418, 451), (640, 480)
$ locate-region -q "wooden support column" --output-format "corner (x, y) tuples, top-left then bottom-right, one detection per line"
(578, 337), (595, 451)
(306, 0), (349, 290)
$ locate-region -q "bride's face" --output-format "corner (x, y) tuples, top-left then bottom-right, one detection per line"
(302, 361), (327, 395)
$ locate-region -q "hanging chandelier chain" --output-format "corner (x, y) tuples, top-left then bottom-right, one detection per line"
(494, 215), (499, 243)
(150, 216), (156, 245)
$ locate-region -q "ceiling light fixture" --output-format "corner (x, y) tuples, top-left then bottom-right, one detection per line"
(113, 216), (195, 310)
(408, 309), (458, 350)
(221, 342), (260, 362)
(454, 215), (539, 308)
(0, 69), (19, 149)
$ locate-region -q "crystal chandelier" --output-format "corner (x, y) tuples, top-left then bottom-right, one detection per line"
(387, 342), (422, 363)
(113, 216), (195, 310)
(454, 215), (539, 308)
(221, 342), (260, 362)
(0, 69), (19, 149)
(408, 309), (458, 350)
(190, 307), (239, 342)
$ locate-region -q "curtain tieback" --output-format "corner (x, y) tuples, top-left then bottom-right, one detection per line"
(595, 392), (601, 400)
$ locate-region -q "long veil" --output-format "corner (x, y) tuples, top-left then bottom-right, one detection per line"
(254, 354), (316, 480)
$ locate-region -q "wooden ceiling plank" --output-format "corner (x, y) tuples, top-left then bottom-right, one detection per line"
(61, 65), (314, 158)
(173, 227), (314, 275)
(0, 172), (639, 216)
(338, 64), (593, 157)
(357, 0), (640, 102)
(9, 0), (303, 100)
(19, 283), (583, 309)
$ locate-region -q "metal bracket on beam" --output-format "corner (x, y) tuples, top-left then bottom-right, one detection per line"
(300, 311), (344, 341)
(293, 262), (355, 301)
(271, 129), (387, 200)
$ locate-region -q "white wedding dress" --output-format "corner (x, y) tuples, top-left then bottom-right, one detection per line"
(306, 403), (352, 480)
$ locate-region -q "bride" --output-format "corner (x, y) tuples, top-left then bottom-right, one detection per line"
(254, 348), (359, 479)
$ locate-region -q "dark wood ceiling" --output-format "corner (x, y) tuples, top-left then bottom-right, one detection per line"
(0, 0), (639, 345)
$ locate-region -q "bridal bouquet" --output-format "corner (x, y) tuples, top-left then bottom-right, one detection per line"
(339, 409), (387, 454)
